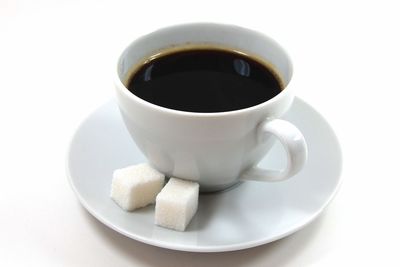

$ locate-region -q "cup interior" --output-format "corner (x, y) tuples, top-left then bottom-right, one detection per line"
(117, 23), (293, 89)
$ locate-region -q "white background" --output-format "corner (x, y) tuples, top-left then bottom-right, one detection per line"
(1, 0), (399, 266)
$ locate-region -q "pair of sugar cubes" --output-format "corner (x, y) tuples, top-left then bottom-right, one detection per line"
(110, 163), (199, 231)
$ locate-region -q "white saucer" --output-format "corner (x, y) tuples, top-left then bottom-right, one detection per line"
(67, 97), (342, 252)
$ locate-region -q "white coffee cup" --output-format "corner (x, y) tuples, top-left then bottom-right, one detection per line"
(115, 23), (307, 192)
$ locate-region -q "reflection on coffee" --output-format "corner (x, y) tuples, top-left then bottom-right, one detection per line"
(127, 47), (283, 113)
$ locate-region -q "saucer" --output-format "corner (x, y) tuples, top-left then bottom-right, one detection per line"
(67, 97), (342, 252)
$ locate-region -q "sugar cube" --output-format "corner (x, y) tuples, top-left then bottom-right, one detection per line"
(155, 178), (199, 231)
(110, 163), (165, 211)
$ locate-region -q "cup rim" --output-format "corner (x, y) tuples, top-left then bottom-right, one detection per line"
(114, 22), (293, 118)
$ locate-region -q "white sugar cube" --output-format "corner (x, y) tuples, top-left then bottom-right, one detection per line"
(111, 163), (165, 211)
(155, 178), (199, 231)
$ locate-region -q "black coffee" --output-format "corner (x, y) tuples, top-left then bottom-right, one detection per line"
(127, 48), (283, 112)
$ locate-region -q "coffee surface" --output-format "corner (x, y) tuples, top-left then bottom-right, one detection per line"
(127, 48), (283, 112)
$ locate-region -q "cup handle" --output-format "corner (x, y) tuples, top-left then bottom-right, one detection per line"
(240, 119), (308, 182)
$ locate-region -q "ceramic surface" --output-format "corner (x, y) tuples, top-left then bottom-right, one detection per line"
(67, 97), (342, 252)
(115, 23), (307, 191)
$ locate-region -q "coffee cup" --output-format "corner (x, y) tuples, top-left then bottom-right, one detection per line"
(114, 23), (307, 192)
